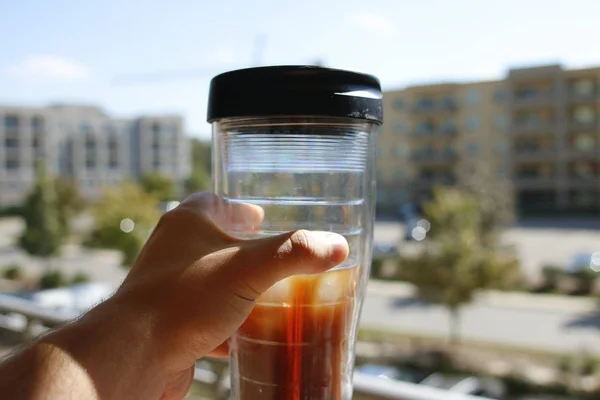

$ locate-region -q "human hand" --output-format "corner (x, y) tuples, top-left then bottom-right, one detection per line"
(97, 192), (349, 399)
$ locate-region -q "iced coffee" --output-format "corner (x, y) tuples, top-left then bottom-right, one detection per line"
(232, 266), (359, 400)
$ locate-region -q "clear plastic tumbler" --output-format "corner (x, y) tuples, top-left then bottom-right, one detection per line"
(207, 66), (382, 400)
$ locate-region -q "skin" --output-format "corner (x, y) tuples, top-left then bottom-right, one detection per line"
(0, 192), (349, 400)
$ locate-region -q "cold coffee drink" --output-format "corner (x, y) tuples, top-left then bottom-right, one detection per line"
(231, 266), (359, 400)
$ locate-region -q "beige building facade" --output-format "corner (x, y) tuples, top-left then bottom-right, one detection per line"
(0, 104), (191, 207)
(378, 64), (600, 216)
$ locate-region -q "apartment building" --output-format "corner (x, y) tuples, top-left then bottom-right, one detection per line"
(379, 64), (600, 216)
(0, 104), (191, 207)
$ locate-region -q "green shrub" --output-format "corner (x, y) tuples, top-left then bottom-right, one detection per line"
(571, 268), (597, 295)
(39, 270), (66, 290)
(3, 265), (23, 280)
(71, 272), (91, 285)
(581, 357), (597, 376)
(370, 258), (383, 279)
(540, 264), (563, 292)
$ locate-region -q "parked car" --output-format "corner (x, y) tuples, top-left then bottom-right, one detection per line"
(517, 396), (584, 400)
(565, 252), (598, 274)
(355, 363), (423, 383)
(420, 373), (506, 399)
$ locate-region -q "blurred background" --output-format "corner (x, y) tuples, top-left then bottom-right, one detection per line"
(1, 1), (600, 399)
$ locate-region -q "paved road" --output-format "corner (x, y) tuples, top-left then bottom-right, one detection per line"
(362, 281), (600, 356)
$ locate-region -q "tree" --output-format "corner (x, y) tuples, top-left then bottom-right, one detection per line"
(19, 164), (65, 261)
(184, 168), (210, 195)
(54, 177), (85, 235)
(397, 187), (521, 344)
(140, 173), (176, 202)
(184, 138), (211, 195)
(85, 183), (160, 266)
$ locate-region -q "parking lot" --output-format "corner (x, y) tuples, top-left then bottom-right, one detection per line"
(374, 220), (600, 282)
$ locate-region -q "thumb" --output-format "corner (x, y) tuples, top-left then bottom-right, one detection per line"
(225, 230), (349, 301)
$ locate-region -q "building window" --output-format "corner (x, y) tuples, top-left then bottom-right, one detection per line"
(494, 89), (508, 102)
(4, 115), (19, 129)
(151, 123), (161, 135)
(395, 144), (408, 157)
(4, 138), (18, 148)
(495, 140), (508, 154)
(32, 133), (42, 149)
(5, 160), (19, 170)
(395, 169), (404, 180)
(465, 88), (480, 105)
(573, 80), (595, 96)
(393, 121), (406, 134)
(417, 120), (434, 134)
(85, 138), (95, 150)
(466, 117), (480, 131)
(573, 133), (596, 151)
(574, 106), (595, 123)
(31, 116), (44, 131)
(515, 87), (539, 99)
(80, 123), (92, 134)
(467, 142), (479, 155)
(416, 98), (435, 110)
(494, 115), (508, 130)
(393, 98), (404, 110)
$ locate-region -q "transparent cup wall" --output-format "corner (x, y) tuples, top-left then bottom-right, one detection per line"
(212, 116), (377, 400)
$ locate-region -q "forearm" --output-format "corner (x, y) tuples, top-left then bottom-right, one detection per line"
(0, 299), (165, 400)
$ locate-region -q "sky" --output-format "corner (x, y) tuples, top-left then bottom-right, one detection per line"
(2, 0), (600, 139)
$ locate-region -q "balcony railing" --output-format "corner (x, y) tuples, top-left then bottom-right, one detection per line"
(416, 176), (457, 187)
(0, 294), (491, 400)
(569, 119), (597, 132)
(410, 125), (457, 139)
(412, 99), (458, 113)
(411, 151), (458, 165)
(513, 148), (557, 161)
(511, 121), (554, 134)
(569, 91), (597, 104)
(512, 92), (555, 107)
(514, 174), (557, 188)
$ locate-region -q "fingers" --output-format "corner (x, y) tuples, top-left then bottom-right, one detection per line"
(207, 341), (229, 359)
(222, 230), (349, 302)
(179, 192), (264, 231)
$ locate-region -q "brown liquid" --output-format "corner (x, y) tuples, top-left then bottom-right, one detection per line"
(233, 267), (359, 400)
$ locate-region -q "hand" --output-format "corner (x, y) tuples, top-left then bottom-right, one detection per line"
(69, 192), (349, 399)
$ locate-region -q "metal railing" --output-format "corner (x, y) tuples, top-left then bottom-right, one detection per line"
(0, 293), (491, 400)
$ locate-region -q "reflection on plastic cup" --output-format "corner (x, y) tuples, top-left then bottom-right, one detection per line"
(591, 252), (600, 272)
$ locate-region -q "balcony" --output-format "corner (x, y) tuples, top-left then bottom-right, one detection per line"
(514, 173), (557, 188)
(568, 119), (597, 132)
(513, 147), (557, 162)
(568, 175), (599, 188)
(410, 124), (458, 140)
(511, 121), (554, 135)
(511, 91), (556, 108)
(416, 175), (457, 188)
(412, 98), (458, 114)
(410, 150), (458, 166)
(569, 90), (597, 104)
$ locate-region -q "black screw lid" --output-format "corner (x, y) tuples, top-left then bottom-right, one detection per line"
(207, 66), (383, 124)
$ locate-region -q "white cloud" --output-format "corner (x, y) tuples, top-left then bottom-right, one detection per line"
(5, 54), (91, 82)
(346, 12), (396, 36)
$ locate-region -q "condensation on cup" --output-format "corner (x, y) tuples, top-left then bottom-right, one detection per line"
(207, 66), (383, 400)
